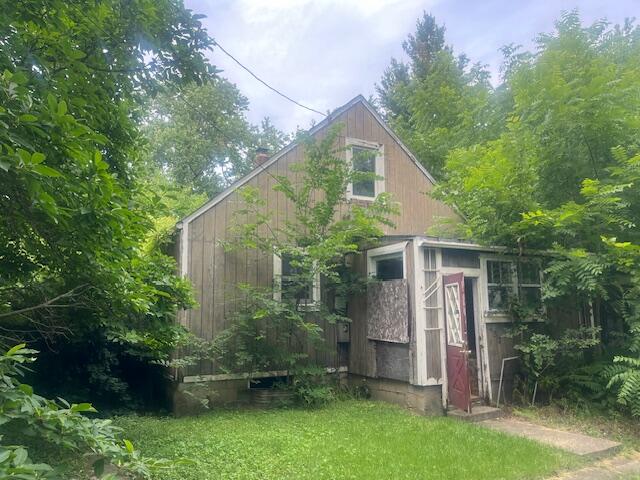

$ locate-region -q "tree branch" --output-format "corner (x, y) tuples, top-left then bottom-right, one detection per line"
(0, 284), (88, 319)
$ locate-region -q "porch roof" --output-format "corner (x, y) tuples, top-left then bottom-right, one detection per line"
(378, 235), (553, 256)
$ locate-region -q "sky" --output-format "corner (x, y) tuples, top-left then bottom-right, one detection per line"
(185, 0), (638, 133)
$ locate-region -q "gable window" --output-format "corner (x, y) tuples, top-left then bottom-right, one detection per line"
(346, 138), (384, 201)
(273, 253), (320, 311)
(485, 259), (542, 312)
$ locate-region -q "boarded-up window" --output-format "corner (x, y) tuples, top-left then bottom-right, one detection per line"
(367, 279), (409, 343)
(376, 342), (410, 381)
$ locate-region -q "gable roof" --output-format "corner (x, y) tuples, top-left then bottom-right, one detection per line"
(178, 94), (437, 227)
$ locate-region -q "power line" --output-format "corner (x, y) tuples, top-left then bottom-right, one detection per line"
(63, 0), (295, 187)
(212, 40), (327, 117)
(66, 0), (326, 118)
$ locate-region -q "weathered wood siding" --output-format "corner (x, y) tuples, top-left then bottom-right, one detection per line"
(180, 100), (460, 376)
(347, 252), (376, 377)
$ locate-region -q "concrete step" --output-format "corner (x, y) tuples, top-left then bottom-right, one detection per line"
(447, 405), (503, 422)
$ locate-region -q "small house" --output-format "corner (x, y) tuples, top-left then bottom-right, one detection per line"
(173, 95), (549, 415)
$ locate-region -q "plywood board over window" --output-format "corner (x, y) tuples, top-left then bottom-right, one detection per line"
(367, 279), (409, 343)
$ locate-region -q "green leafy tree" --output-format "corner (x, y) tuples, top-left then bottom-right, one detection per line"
(376, 12), (502, 178)
(0, 0), (212, 401)
(144, 80), (253, 198)
(215, 125), (397, 383)
(434, 12), (640, 415)
(143, 82), (290, 199)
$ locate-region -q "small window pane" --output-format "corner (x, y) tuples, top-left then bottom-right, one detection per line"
(352, 147), (376, 198)
(442, 248), (480, 268)
(376, 256), (403, 280)
(424, 248), (437, 270)
(519, 262), (540, 285)
(281, 255), (313, 301)
(487, 261), (499, 284)
(488, 285), (513, 310)
(520, 286), (541, 308)
(487, 260), (513, 285)
(500, 262), (513, 284)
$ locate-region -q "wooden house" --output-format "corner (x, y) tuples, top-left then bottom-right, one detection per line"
(173, 95), (547, 415)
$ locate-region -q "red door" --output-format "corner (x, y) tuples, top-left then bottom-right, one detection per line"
(443, 272), (471, 412)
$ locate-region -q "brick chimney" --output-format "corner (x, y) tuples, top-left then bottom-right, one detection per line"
(254, 147), (270, 167)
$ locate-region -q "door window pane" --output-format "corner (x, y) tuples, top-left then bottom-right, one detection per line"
(445, 283), (463, 346)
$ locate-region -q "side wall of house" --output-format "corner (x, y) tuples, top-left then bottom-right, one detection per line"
(347, 239), (443, 415)
(180, 101), (460, 377)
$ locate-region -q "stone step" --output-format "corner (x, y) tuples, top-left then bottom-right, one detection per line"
(447, 405), (503, 422)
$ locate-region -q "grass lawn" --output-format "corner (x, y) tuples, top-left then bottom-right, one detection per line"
(112, 400), (580, 479)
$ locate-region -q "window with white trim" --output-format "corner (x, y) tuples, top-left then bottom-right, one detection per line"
(371, 254), (404, 280)
(486, 259), (542, 311)
(346, 138), (384, 201)
(273, 253), (320, 311)
(518, 262), (542, 309)
(367, 243), (406, 281)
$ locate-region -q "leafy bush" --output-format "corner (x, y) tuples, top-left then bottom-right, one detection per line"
(0, 344), (174, 479)
(213, 286), (322, 376)
(290, 366), (337, 408)
(509, 325), (600, 404)
(607, 356), (640, 417)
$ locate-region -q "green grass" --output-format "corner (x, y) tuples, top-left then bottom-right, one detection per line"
(113, 400), (580, 479)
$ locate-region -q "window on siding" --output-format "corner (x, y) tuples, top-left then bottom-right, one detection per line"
(351, 146), (376, 198)
(442, 248), (480, 268)
(273, 253), (320, 311)
(518, 262), (542, 309)
(486, 259), (542, 312)
(486, 260), (515, 311)
(346, 139), (384, 201)
(374, 255), (404, 281)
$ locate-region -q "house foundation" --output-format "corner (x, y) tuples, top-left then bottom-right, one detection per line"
(348, 374), (443, 415)
(171, 378), (250, 416)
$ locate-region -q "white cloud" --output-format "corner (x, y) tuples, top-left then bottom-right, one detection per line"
(186, 0), (637, 134)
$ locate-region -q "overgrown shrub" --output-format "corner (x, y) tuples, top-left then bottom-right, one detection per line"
(212, 286), (323, 377)
(290, 366), (338, 408)
(0, 344), (177, 479)
(508, 324), (600, 405)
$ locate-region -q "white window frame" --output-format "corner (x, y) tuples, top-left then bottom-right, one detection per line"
(482, 257), (543, 316)
(367, 242), (407, 279)
(346, 137), (385, 202)
(485, 259), (517, 313)
(273, 253), (321, 312)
